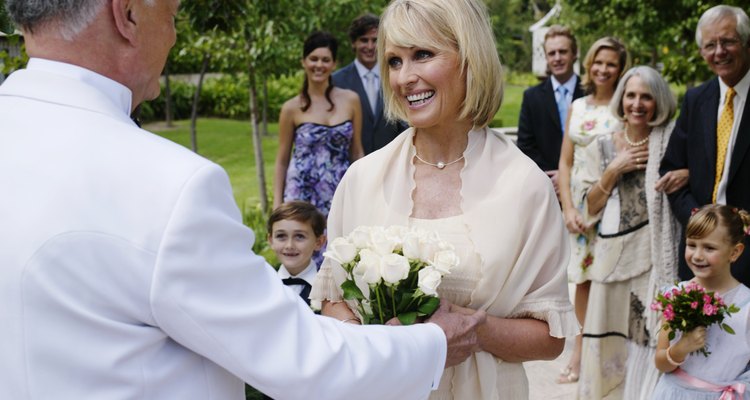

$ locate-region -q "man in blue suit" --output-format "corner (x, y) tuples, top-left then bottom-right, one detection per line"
(661, 5), (750, 285)
(333, 14), (406, 154)
(516, 25), (584, 198)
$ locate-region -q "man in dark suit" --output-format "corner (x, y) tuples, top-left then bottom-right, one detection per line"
(333, 13), (406, 154)
(661, 5), (750, 285)
(517, 25), (584, 197)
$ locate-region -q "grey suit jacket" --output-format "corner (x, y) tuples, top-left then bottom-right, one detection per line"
(333, 62), (406, 154)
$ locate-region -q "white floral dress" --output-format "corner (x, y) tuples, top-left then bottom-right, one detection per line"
(566, 97), (622, 284)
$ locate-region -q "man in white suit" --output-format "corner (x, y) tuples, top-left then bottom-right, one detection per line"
(0, 1), (485, 399)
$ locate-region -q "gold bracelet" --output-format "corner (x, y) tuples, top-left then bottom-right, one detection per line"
(665, 345), (686, 367)
(341, 318), (361, 324)
(597, 181), (612, 196)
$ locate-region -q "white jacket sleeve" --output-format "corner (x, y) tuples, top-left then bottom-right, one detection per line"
(150, 163), (446, 400)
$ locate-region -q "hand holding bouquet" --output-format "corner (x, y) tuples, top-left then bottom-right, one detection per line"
(651, 281), (740, 356)
(324, 225), (459, 325)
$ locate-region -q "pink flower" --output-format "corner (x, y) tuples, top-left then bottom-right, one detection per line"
(703, 294), (711, 303)
(582, 120), (597, 131)
(703, 303), (718, 316)
(691, 301), (699, 309)
(650, 302), (662, 311)
(665, 291), (672, 299)
(664, 304), (675, 321)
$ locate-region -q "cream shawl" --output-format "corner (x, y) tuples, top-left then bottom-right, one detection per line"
(312, 127), (579, 399)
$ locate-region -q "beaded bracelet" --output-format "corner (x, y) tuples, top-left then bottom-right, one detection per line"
(666, 345), (686, 367)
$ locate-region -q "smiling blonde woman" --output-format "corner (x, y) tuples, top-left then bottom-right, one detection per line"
(311, 0), (578, 398)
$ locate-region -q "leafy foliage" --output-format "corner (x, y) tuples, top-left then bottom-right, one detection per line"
(560, 0), (750, 85)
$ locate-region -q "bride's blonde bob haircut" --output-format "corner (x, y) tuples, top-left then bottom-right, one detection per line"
(378, 0), (504, 128)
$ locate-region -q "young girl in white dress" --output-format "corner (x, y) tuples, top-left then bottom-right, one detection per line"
(652, 204), (750, 399)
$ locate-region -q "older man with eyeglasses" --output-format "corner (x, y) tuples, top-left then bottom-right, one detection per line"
(661, 4), (750, 286)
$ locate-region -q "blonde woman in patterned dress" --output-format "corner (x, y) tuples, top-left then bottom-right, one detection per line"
(311, 0), (579, 398)
(556, 36), (628, 384)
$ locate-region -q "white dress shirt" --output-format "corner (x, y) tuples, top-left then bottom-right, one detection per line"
(277, 261), (317, 296)
(0, 58), (446, 400)
(715, 67), (750, 204)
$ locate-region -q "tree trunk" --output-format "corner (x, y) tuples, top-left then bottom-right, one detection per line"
(262, 78), (269, 136)
(248, 65), (269, 212)
(164, 60), (174, 127)
(190, 53), (210, 153)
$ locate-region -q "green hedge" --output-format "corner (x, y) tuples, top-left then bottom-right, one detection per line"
(141, 72), (303, 123)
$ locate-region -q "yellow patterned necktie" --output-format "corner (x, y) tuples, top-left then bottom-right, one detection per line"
(713, 87), (736, 202)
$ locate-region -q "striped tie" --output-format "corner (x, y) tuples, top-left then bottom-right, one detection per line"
(713, 87), (736, 202)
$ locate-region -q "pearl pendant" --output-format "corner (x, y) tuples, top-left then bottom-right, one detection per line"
(436, 162), (446, 169)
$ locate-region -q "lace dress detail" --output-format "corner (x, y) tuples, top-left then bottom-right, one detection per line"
(284, 121), (353, 217)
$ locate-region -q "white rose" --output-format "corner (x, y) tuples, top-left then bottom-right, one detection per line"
(353, 248), (382, 285)
(418, 240), (439, 262)
(370, 228), (398, 256)
(386, 225), (409, 237)
(349, 226), (373, 249)
(431, 250), (459, 274)
(402, 231), (422, 259)
(437, 239), (455, 252)
(418, 266), (442, 296)
(325, 237), (358, 264)
(380, 253), (410, 285)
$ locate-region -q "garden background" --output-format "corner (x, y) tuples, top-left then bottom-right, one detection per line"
(0, 1), (744, 397)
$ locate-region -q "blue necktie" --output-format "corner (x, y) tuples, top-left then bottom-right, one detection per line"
(557, 86), (569, 134)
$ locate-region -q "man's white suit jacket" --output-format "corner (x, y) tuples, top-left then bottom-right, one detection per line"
(0, 59), (445, 399)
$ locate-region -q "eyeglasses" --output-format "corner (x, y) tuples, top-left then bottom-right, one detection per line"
(701, 37), (742, 53)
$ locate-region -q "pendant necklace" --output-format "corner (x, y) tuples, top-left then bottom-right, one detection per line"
(624, 130), (649, 147)
(414, 153), (464, 169)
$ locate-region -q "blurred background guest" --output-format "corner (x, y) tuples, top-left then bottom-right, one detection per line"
(333, 13), (407, 154)
(517, 25), (584, 199)
(661, 4), (750, 287)
(556, 36), (628, 385)
(273, 31), (364, 217)
(576, 66), (682, 399)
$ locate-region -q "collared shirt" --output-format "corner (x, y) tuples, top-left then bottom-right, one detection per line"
(277, 261), (317, 296)
(354, 58), (380, 90)
(551, 74), (577, 106)
(716, 67), (750, 203)
(27, 57), (133, 116)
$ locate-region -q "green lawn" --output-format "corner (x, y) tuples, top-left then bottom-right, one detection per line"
(145, 86), (524, 206)
(146, 118), (280, 209)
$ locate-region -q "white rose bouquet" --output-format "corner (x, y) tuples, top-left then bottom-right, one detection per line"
(324, 226), (459, 325)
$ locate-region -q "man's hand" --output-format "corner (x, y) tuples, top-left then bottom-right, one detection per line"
(546, 170), (560, 197)
(426, 300), (486, 368)
(655, 169), (689, 194)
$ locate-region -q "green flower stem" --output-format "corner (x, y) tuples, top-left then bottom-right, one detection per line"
(375, 284), (385, 323)
(391, 285), (397, 317)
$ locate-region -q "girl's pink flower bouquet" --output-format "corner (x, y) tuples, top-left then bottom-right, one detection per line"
(651, 281), (740, 356)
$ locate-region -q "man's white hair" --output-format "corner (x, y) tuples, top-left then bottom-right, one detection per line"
(6, 0), (154, 41)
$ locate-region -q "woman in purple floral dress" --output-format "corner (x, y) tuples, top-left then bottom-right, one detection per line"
(274, 32), (364, 218)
